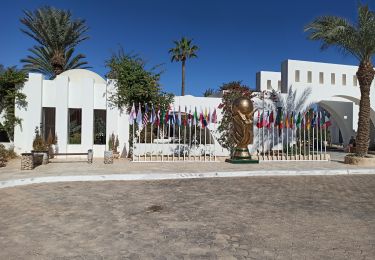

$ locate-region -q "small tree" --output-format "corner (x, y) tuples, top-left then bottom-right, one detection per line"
(32, 127), (47, 151)
(217, 81), (254, 153)
(0, 66), (27, 142)
(106, 49), (174, 157)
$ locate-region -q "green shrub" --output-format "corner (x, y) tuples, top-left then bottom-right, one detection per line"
(32, 127), (47, 151)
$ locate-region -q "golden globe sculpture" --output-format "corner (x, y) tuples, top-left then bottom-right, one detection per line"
(226, 96), (259, 164)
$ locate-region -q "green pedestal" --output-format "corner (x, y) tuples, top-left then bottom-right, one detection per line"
(225, 147), (259, 164)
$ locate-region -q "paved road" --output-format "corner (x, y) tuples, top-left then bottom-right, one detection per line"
(1, 175), (374, 259)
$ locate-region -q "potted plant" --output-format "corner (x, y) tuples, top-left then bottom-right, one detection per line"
(32, 127), (48, 165)
(108, 133), (120, 159)
(46, 129), (57, 159)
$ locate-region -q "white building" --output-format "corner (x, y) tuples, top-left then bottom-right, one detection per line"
(9, 69), (225, 157)
(3, 59), (374, 156)
(257, 59), (375, 147)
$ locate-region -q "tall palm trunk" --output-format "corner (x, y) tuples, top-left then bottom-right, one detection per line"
(355, 61), (375, 156)
(181, 59), (186, 96)
(51, 49), (65, 77)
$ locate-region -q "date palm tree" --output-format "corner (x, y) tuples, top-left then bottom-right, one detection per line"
(169, 37), (198, 96)
(305, 4), (375, 157)
(20, 6), (90, 78)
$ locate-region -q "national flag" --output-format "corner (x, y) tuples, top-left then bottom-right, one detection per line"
(285, 112), (289, 129)
(199, 109), (205, 128)
(211, 108), (217, 124)
(150, 104), (156, 124)
(193, 107), (199, 126)
(169, 109), (175, 125)
(155, 107), (160, 126)
(268, 111), (274, 128)
(129, 103), (136, 125)
(177, 106), (182, 126)
(161, 108), (166, 125)
(323, 112), (332, 128)
(136, 103), (143, 128)
(296, 112), (301, 128)
(290, 112), (294, 129)
(256, 111), (261, 128)
(207, 107), (211, 125)
(263, 111), (268, 128)
(188, 107), (193, 126)
(279, 111), (284, 129)
(143, 104), (149, 125)
(311, 111), (316, 128)
(306, 111), (311, 130)
(183, 106), (187, 126)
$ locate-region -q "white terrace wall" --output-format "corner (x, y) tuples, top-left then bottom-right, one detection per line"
(14, 70), (129, 157)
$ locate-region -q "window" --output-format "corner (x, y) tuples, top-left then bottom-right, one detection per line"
(68, 108), (82, 144)
(267, 80), (272, 89)
(307, 71), (312, 83)
(331, 73), (335, 85)
(342, 74), (347, 86)
(319, 72), (324, 84)
(295, 70), (300, 82)
(94, 110), (106, 145)
(42, 107), (56, 142)
(353, 75), (358, 86)
(278, 80), (281, 90)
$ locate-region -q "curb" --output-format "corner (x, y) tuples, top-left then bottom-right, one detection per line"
(0, 168), (374, 189)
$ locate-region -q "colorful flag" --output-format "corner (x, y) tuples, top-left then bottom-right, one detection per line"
(193, 107), (199, 126)
(290, 112), (294, 129)
(268, 110), (274, 128)
(306, 111), (310, 130)
(129, 103), (136, 125)
(161, 108), (166, 125)
(296, 112), (301, 128)
(155, 107), (160, 126)
(211, 108), (217, 124)
(150, 104), (156, 124)
(177, 106), (182, 126)
(136, 103), (143, 128)
(285, 112), (289, 129)
(256, 111), (261, 128)
(279, 111), (284, 129)
(311, 111), (316, 128)
(323, 111), (332, 128)
(183, 106), (187, 126)
(199, 109), (205, 128)
(142, 104), (149, 125)
(188, 107), (193, 126)
(263, 111), (268, 128)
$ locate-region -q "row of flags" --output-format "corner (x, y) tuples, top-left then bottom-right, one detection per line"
(129, 103), (218, 128)
(256, 109), (332, 129)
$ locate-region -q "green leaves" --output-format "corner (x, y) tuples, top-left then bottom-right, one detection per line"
(305, 4), (375, 62)
(105, 49), (174, 113)
(20, 6), (90, 78)
(169, 37), (199, 62)
(0, 66), (27, 141)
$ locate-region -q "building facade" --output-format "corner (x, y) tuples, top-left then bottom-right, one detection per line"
(257, 59), (375, 147)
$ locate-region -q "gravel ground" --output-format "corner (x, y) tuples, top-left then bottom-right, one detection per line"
(0, 175), (374, 259)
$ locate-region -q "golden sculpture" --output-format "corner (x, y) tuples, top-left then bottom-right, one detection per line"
(226, 97), (258, 163)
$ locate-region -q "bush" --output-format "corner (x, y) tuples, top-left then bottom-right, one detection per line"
(32, 127), (48, 151)
(0, 144), (17, 167)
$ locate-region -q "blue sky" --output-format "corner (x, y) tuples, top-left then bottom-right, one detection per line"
(0, 0), (373, 96)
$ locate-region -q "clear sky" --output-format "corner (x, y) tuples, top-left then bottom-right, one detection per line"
(0, 0), (374, 96)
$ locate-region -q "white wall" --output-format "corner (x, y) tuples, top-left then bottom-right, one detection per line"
(13, 70), (129, 157)
(256, 71), (281, 92)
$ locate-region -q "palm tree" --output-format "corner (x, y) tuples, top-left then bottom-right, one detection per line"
(169, 37), (198, 96)
(305, 4), (375, 157)
(20, 6), (90, 78)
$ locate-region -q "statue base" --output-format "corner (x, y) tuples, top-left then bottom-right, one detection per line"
(225, 147), (259, 164)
